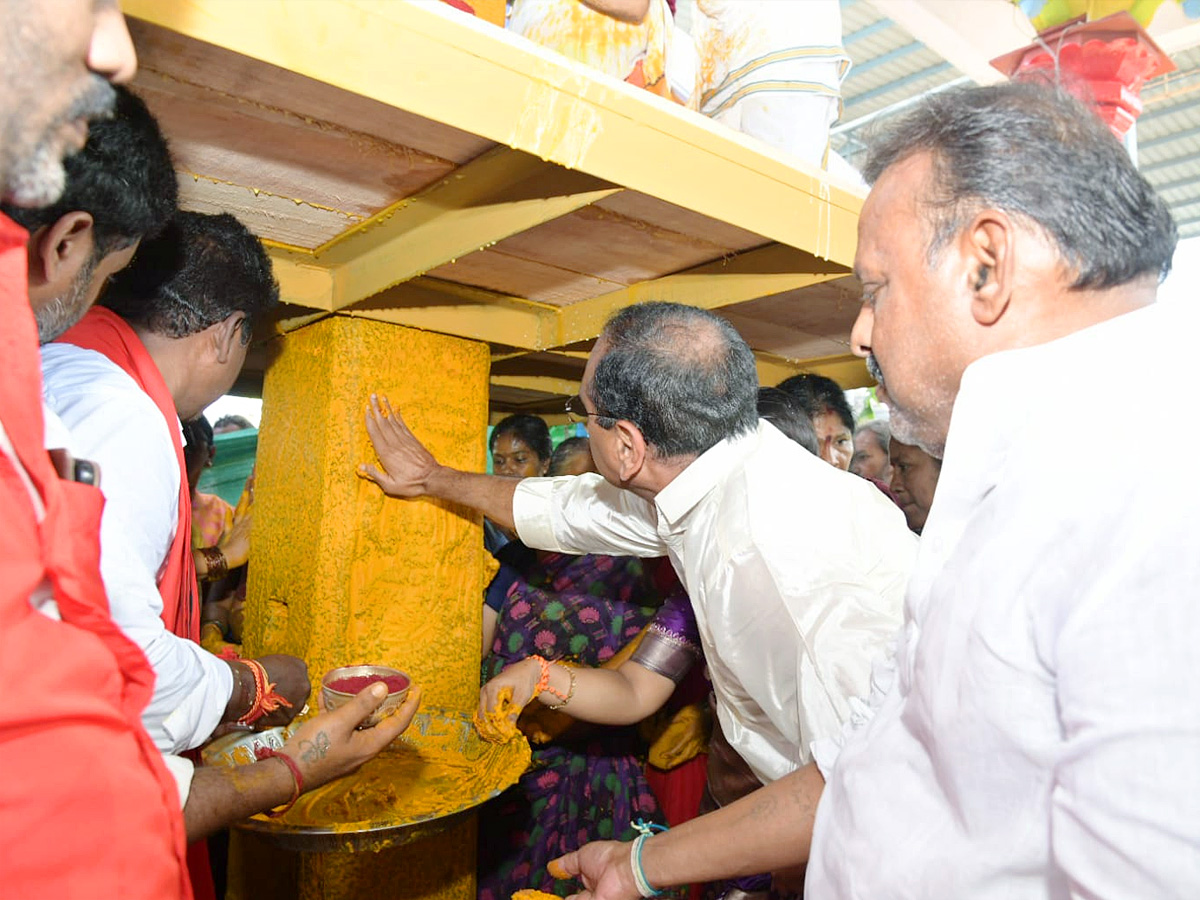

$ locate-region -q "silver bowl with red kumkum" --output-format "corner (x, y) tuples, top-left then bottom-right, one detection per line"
(321, 665), (411, 728)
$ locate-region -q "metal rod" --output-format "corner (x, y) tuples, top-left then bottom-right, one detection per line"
(833, 75), (971, 136)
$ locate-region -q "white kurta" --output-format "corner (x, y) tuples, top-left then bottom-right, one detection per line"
(808, 301), (1200, 899)
(41, 343), (232, 754)
(514, 419), (916, 784)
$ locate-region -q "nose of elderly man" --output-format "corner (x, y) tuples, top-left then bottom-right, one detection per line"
(90, 3), (137, 84)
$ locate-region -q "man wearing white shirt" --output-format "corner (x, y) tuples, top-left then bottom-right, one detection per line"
(361, 302), (916, 793)
(551, 83), (1198, 900)
(41, 209), (310, 754)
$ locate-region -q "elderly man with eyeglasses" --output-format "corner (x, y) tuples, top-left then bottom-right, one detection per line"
(359, 301), (915, 896)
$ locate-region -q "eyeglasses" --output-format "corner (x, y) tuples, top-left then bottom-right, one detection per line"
(565, 394), (609, 424)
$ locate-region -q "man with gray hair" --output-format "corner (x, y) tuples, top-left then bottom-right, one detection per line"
(362, 301), (915, 826)
(547, 82), (1196, 900)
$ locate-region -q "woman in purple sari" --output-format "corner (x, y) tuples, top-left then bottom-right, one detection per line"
(477, 438), (703, 900)
(477, 552), (698, 900)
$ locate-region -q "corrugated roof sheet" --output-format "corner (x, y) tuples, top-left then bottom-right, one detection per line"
(833, 0), (1200, 239)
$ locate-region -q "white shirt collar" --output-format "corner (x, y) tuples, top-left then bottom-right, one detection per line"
(654, 422), (761, 528)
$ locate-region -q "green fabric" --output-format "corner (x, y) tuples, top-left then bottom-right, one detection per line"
(196, 428), (257, 506)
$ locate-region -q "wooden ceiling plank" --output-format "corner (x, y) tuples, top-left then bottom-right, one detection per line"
(491, 375), (580, 396)
(319, 147), (621, 310)
(556, 245), (849, 346)
(429, 248), (625, 306)
(338, 278), (558, 350)
(126, 17), (494, 164)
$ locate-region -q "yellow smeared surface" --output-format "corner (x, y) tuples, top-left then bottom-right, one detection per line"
(246, 315), (490, 711)
(509, 0), (667, 85)
(474, 685), (524, 744)
(263, 711), (530, 832)
(231, 316), (492, 900)
(513, 891), (562, 900)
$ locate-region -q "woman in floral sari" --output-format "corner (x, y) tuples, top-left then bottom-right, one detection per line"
(477, 438), (700, 900)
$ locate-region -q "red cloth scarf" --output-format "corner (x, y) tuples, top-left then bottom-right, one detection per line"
(0, 213), (190, 897)
(57, 306), (199, 642)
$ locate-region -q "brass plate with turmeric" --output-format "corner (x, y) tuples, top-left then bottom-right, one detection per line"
(237, 708), (531, 853)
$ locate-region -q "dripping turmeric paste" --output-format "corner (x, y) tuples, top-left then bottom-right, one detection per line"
(258, 711), (530, 831)
(474, 686), (523, 744)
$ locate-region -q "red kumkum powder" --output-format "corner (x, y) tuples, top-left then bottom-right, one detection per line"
(327, 674), (409, 694)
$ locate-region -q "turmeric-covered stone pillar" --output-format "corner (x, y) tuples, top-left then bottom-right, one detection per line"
(229, 315), (490, 900)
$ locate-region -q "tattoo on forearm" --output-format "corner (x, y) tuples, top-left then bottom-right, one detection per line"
(299, 732), (331, 764)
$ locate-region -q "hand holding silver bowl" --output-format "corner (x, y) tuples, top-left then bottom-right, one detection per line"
(321, 665), (411, 728)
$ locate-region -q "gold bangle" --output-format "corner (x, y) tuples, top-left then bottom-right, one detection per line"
(544, 665), (576, 710)
(200, 546), (229, 581)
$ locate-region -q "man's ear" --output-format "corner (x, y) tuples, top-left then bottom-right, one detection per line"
(612, 420), (647, 484)
(212, 312), (247, 364)
(959, 209), (1015, 327)
(30, 212), (96, 289)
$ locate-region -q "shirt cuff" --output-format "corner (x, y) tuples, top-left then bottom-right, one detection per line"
(162, 754), (195, 809)
(810, 737), (841, 781)
(158, 652), (235, 753)
(809, 690), (883, 780)
(512, 477), (560, 551)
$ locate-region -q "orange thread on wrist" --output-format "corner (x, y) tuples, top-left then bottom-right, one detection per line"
(530, 655), (568, 702)
(237, 659), (294, 727)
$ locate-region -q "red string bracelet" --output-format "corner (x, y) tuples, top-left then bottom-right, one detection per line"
(257, 748), (303, 817)
(529, 655), (568, 703)
(237, 659), (294, 727)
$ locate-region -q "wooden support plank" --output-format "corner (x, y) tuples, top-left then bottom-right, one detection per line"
(801, 354), (872, 390)
(755, 351), (870, 390)
(316, 147), (621, 309)
(753, 352), (802, 387)
(274, 310), (331, 336)
(490, 375), (580, 397)
(268, 247), (338, 311)
(123, 0), (863, 268)
(341, 277), (559, 349)
(556, 245), (848, 345)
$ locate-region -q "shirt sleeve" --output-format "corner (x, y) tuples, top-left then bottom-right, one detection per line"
(513, 473), (668, 558)
(810, 635), (898, 779)
(161, 754), (195, 809)
(43, 353), (233, 753)
(100, 523), (233, 753)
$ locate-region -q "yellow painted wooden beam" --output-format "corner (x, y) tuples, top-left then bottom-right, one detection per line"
(273, 310), (331, 336)
(489, 410), (572, 426)
(340, 277), (559, 349)
(268, 247), (338, 311)
(800, 353), (872, 390)
(753, 352), (802, 387)
(490, 375), (579, 397)
(754, 351), (870, 390)
(266, 240), (562, 349)
(318, 147), (621, 310)
(122, 0), (862, 267)
(556, 245), (848, 346)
